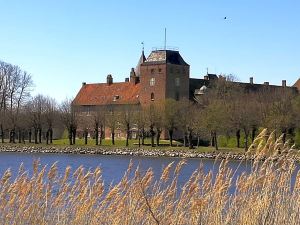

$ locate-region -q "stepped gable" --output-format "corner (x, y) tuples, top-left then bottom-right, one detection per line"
(293, 78), (300, 92)
(73, 82), (141, 106)
(143, 50), (189, 66)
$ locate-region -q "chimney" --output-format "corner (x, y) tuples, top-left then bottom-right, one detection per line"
(107, 74), (113, 85)
(125, 78), (129, 82)
(82, 82), (86, 86)
(264, 82), (269, 86)
(282, 80), (287, 87)
(250, 77), (253, 84)
(130, 68), (139, 84)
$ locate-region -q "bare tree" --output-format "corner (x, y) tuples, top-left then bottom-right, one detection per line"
(44, 97), (58, 144)
(0, 61), (33, 143)
(92, 107), (106, 145)
(60, 98), (77, 145)
(164, 99), (180, 146)
(120, 104), (136, 147)
(106, 105), (117, 145)
(145, 104), (156, 147)
(134, 107), (146, 147)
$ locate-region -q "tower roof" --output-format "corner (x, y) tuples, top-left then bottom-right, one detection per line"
(143, 50), (189, 66)
(293, 78), (300, 91)
(135, 51), (146, 76)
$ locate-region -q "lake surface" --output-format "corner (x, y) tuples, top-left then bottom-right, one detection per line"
(0, 152), (298, 192)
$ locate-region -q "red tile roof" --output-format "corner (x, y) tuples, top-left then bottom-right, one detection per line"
(73, 82), (141, 106)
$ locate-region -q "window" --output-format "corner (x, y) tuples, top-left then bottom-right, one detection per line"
(175, 78), (180, 87)
(85, 106), (91, 115)
(151, 68), (155, 74)
(150, 78), (155, 86)
(151, 93), (155, 101)
(158, 68), (162, 73)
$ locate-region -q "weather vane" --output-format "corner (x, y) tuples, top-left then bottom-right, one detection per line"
(141, 41), (144, 51)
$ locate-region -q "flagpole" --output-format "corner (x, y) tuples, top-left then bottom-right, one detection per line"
(164, 28), (167, 50)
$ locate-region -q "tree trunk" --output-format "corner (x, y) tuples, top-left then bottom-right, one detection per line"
(251, 127), (256, 143)
(72, 127), (76, 145)
(112, 131), (115, 145)
(9, 129), (15, 143)
(38, 128), (42, 143)
(214, 131), (218, 151)
(99, 125), (103, 145)
(126, 123), (130, 147)
(68, 125), (73, 145)
(188, 130), (193, 149)
(210, 131), (215, 147)
(197, 135), (200, 148)
(138, 131), (141, 147)
(168, 129), (173, 147)
(150, 125), (155, 147)
(156, 129), (161, 147)
(244, 129), (249, 151)
(95, 122), (99, 146)
(46, 130), (49, 145)
(282, 128), (287, 143)
(50, 128), (53, 144)
(34, 128), (38, 144)
(184, 133), (188, 147)
(18, 130), (21, 143)
(28, 129), (32, 143)
(22, 131), (25, 144)
(0, 125), (4, 143)
(84, 130), (88, 145)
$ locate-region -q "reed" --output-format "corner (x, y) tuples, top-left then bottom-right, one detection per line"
(0, 129), (299, 224)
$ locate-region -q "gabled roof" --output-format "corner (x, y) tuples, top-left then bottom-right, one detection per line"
(293, 78), (300, 91)
(143, 50), (189, 66)
(73, 82), (141, 106)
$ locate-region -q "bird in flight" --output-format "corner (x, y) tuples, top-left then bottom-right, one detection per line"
(224, 17), (227, 20)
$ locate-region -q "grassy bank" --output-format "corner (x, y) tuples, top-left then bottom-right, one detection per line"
(0, 129), (299, 224)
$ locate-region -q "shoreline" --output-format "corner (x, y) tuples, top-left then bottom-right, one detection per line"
(0, 144), (299, 162)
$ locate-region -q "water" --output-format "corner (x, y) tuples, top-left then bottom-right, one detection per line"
(0, 152), (297, 192)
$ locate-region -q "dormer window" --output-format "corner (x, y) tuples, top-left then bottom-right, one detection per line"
(113, 95), (120, 101)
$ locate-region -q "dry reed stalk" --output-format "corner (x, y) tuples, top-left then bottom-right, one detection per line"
(0, 129), (299, 224)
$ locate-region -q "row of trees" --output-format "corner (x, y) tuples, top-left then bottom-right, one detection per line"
(0, 60), (70, 145)
(1, 59), (299, 150)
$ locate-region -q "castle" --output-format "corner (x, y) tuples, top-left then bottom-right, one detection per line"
(73, 48), (300, 139)
(74, 48), (299, 109)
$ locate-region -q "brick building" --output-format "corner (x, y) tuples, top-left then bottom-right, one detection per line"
(73, 48), (299, 139)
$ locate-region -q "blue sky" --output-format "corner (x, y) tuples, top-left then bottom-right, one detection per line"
(0, 0), (299, 102)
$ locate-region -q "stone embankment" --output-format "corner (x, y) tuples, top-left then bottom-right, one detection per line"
(0, 145), (299, 162)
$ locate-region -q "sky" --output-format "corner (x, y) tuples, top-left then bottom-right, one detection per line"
(0, 0), (300, 102)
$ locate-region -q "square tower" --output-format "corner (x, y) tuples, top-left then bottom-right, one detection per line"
(139, 49), (190, 106)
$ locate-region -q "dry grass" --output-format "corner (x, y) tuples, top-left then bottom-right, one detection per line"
(0, 128), (299, 224)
